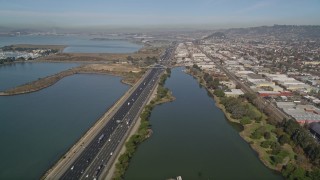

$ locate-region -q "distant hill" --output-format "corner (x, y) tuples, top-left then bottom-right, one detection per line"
(223, 25), (320, 39)
(203, 32), (226, 40)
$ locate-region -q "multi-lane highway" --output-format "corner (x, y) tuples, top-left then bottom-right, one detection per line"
(57, 45), (174, 180)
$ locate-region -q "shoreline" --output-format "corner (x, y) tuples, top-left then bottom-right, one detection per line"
(104, 84), (159, 180)
(42, 66), (152, 179)
(211, 93), (282, 172)
(185, 69), (285, 173)
(110, 71), (175, 179)
(0, 67), (80, 96)
(0, 64), (143, 96)
(1, 42), (164, 67)
(1, 42), (164, 94)
(187, 66), (320, 179)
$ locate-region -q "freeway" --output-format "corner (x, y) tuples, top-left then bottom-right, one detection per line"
(58, 45), (175, 180)
(196, 44), (290, 121)
(81, 68), (162, 179)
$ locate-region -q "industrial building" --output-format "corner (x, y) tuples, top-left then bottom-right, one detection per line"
(309, 123), (320, 141)
(276, 102), (320, 124)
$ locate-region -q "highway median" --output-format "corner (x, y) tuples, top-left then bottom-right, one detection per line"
(110, 69), (174, 180)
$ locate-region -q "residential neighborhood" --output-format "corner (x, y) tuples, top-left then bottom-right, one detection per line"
(174, 27), (320, 134)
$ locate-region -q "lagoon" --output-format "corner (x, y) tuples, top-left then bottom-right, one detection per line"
(125, 67), (282, 179)
(0, 74), (129, 179)
(0, 35), (142, 53)
(0, 62), (79, 91)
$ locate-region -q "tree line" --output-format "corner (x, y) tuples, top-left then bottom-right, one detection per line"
(113, 71), (172, 179)
(193, 66), (320, 179)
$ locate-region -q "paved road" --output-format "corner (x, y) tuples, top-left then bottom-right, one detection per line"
(59, 45), (175, 180)
(196, 44), (290, 121)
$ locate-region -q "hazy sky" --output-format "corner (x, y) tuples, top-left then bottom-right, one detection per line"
(1, 0), (320, 29)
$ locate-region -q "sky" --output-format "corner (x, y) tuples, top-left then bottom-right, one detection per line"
(0, 0), (320, 29)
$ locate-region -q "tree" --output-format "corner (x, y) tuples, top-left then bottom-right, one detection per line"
(16, 57), (25, 61)
(270, 142), (281, 155)
(282, 163), (296, 178)
(271, 150), (290, 165)
(246, 105), (262, 122)
(288, 166), (308, 180)
(126, 56), (134, 61)
(214, 89), (225, 97)
(283, 119), (300, 135)
(208, 80), (219, 89)
(231, 105), (247, 119)
(166, 68), (171, 75)
(278, 134), (290, 145)
(243, 93), (257, 103)
(261, 141), (272, 148)
(193, 64), (201, 70)
(264, 132), (271, 139)
(203, 72), (210, 81)
(308, 168), (320, 180)
(251, 127), (266, 139)
(240, 116), (252, 125)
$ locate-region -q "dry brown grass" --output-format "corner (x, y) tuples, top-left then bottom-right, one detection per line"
(38, 46), (164, 62)
(9, 44), (66, 51)
(82, 64), (140, 73)
(1, 63), (143, 96)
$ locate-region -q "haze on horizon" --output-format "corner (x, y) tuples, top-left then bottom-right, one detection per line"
(1, 0), (320, 30)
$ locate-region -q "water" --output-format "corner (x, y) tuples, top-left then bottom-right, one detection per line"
(0, 74), (129, 179)
(0, 35), (142, 53)
(0, 62), (79, 91)
(125, 67), (281, 180)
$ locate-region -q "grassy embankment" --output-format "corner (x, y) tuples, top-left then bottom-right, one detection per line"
(187, 65), (320, 179)
(0, 64), (144, 96)
(38, 46), (164, 64)
(1, 44), (165, 95)
(112, 69), (174, 180)
(2, 44), (66, 52)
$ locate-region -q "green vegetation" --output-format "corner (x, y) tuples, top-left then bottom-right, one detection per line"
(131, 55), (158, 67)
(240, 116), (252, 125)
(187, 66), (320, 179)
(113, 70), (173, 180)
(278, 134), (290, 145)
(112, 104), (153, 179)
(0, 57), (15, 64)
(260, 140), (275, 148)
(192, 64), (201, 71)
(281, 163), (316, 180)
(121, 70), (145, 85)
(1, 45), (58, 53)
(282, 119), (320, 165)
(213, 89), (225, 97)
(220, 97), (262, 121)
(250, 126), (267, 139)
(219, 96), (320, 179)
(243, 92), (257, 103)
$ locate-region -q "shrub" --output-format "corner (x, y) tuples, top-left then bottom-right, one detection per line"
(250, 126), (266, 139)
(240, 116), (252, 125)
(278, 134), (290, 145)
(264, 132), (271, 139)
(261, 141), (273, 148)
